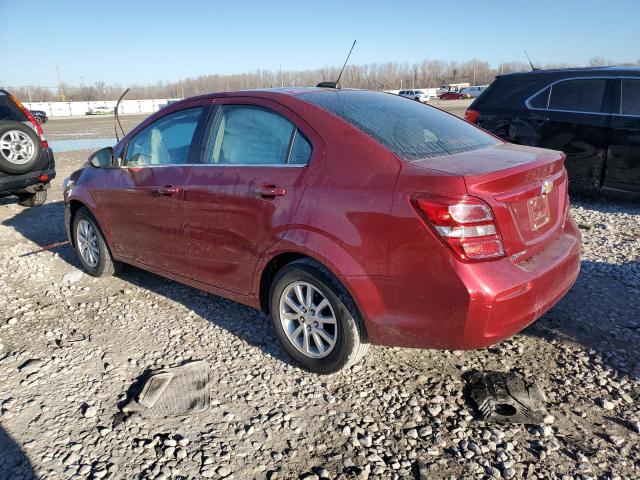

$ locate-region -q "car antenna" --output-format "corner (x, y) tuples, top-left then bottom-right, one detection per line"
(317, 40), (357, 89)
(114, 88), (130, 142)
(524, 51), (539, 71)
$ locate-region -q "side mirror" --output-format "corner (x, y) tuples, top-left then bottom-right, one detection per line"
(89, 147), (115, 168)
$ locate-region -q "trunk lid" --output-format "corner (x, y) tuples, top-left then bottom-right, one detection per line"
(411, 143), (568, 259)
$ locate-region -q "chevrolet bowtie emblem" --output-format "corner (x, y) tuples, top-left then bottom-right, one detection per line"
(541, 179), (553, 196)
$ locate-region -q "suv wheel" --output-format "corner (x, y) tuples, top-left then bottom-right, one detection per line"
(72, 207), (120, 277)
(269, 260), (369, 374)
(0, 121), (41, 174)
(18, 190), (47, 207)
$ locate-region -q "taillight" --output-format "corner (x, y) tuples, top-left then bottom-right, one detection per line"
(8, 94), (49, 148)
(465, 108), (480, 124)
(412, 195), (505, 262)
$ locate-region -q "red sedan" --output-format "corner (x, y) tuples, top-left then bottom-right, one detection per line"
(439, 91), (470, 100)
(64, 88), (580, 374)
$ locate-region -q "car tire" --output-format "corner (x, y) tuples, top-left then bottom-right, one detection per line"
(0, 121), (42, 175)
(72, 207), (120, 277)
(269, 259), (369, 374)
(17, 190), (47, 207)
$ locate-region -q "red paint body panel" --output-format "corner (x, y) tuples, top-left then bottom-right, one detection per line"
(66, 88), (581, 351)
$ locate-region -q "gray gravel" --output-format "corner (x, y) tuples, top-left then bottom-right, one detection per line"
(0, 118), (639, 479)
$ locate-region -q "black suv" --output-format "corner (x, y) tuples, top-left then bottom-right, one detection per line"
(0, 89), (55, 206)
(466, 67), (640, 195)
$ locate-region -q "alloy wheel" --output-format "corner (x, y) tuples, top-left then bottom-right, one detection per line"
(279, 281), (337, 359)
(0, 130), (35, 165)
(77, 219), (100, 267)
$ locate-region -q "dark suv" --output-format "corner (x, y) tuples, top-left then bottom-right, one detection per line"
(0, 89), (55, 206)
(466, 67), (640, 195)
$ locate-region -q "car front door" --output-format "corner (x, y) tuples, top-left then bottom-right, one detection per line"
(97, 104), (207, 273)
(605, 78), (640, 192)
(182, 97), (322, 295)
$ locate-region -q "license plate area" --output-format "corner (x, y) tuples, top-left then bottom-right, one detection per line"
(527, 194), (550, 231)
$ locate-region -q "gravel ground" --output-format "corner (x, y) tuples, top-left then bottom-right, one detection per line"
(0, 112), (639, 480)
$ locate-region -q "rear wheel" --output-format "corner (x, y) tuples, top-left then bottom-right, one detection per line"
(17, 190), (47, 207)
(269, 260), (369, 374)
(72, 207), (120, 277)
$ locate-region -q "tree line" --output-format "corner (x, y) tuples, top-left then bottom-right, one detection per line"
(6, 56), (639, 102)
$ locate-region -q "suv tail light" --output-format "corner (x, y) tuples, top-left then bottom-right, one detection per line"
(465, 108), (480, 124)
(8, 94), (49, 148)
(412, 195), (505, 261)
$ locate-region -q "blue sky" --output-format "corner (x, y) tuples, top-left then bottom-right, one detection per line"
(2, 0), (638, 88)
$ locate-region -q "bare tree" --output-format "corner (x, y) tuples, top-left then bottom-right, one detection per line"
(6, 57), (634, 102)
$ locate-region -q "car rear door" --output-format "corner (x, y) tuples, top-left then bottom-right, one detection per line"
(527, 77), (614, 192)
(98, 104), (208, 273)
(605, 78), (640, 192)
(182, 97), (322, 295)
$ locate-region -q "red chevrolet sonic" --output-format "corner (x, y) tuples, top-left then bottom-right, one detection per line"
(63, 88), (581, 374)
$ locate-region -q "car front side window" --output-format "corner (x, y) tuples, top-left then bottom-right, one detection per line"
(206, 105), (303, 165)
(124, 107), (203, 166)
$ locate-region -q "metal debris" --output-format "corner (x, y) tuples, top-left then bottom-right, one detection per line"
(122, 360), (210, 418)
(468, 371), (547, 425)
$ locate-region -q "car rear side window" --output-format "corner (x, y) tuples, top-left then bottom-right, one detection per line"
(206, 105), (306, 165)
(288, 130), (312, 165)
(621, 79), (640, 116)
(547, 79), (607, 113)
(528, 87), (550, 109)
(125, 107), (203, 166)
(300, 90), (499, 160)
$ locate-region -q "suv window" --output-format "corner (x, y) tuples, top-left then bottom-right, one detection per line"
(0, 94), (27, 122)
(206, 105), (307, 165)
(529, 87), (550, 109)
(621, 79), (640, 116)
(547, 79), (607, 113)
(300, 90), (499, 160)
(125, 107), (203, 166)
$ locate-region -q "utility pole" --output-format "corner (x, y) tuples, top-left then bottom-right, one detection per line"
(473, 58), (476, 86)
(56, 63), (66, 101)
(27, 86), (32, 102)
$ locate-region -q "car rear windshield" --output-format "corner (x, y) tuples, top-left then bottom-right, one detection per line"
(0, 92), (27, 122)
(299, 90), (498, 160)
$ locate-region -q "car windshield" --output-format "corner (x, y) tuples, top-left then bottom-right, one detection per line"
(299, 90), (498, 160)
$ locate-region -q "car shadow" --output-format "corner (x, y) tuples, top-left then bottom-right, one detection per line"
(523, 258), (640, 380)
(2, 201), (638, 378)
(0, 427), (37, 479)
(116, 266), (297, 368)
(1, 200), (296, 368)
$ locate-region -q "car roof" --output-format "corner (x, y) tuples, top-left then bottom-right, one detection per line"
(499, 66), (640, 80)
(167, 86), (371, 107)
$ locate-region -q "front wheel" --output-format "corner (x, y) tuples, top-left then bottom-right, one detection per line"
(270, 260), (369, 374)
(72, 207), (120, 277)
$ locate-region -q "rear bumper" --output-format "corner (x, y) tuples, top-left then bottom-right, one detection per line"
(345, 216), (581, 350)
(0, 147), (56, 195)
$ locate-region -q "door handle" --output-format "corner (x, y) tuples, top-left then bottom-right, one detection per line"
(154, 186), (180, 196)
(254, 185), (286, 198)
